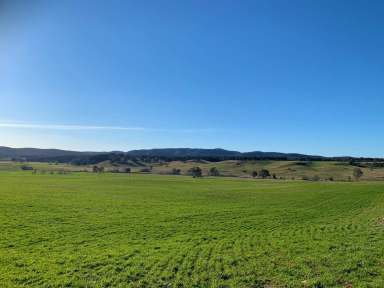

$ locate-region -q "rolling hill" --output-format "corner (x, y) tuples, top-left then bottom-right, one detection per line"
(0, 146), (381, 163)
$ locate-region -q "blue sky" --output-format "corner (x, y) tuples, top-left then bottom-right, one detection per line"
(1, 0), (384, 156)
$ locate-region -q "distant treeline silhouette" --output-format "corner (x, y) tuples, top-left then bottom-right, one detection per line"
(1, 146), (382, 164)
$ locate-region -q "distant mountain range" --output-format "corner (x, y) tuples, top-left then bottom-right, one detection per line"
(0, 146), (382, 164)
(126, 148), (326, 160)
(0, 146), (98, 162)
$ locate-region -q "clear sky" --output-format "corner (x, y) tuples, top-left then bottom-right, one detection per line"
(1, 0), (384, 156)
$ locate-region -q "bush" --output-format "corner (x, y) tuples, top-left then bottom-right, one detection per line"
(259, 169), (271, 179)
(209, 167), (220, 176)
(92, 166), (104, 173)
(353, 168), (363, 180)
(188, 167), (202, 178)
(20, 165), (33, 171)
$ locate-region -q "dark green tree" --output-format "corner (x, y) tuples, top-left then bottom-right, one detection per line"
(171, 168), (181, 175)
(209, 167), (220, 176)
(189, 167), (202, 178)
(353, 167), (363, 180)
(259, 169), (271, 179)
(124, 167), (131, 173)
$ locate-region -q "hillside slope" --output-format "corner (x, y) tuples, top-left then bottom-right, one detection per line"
(1, 146), (381, 163)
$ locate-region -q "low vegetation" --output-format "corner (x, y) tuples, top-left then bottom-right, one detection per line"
(1, 159), (383, 181)
(353, 167), (364, 180)
(1, 172), (384, 287)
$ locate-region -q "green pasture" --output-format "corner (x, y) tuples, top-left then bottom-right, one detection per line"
(1, 172), (383, 287)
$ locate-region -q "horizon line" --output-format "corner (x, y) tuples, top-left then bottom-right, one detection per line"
(0, 144), (382, 159)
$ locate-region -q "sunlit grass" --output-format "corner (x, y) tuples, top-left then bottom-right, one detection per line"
(1, 173), (384, 287)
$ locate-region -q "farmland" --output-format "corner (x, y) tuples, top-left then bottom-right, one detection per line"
(1, 172), (384, 287)
(149, 160), (384, 181)
(3, 159), (384, 181)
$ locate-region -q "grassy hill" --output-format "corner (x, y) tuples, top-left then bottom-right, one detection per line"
(1, 146), (381, 164)
(3, 159), (384, 181)
(138, 160), (384, 181)
(1, 172), (384, 287)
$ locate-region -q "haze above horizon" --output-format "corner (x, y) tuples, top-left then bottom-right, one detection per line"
(1, 0), (384, 157)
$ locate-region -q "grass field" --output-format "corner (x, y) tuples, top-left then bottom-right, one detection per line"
(4, 159), (384, 181)
(1, 172), (384, 287)
(150, 160), (384, 181)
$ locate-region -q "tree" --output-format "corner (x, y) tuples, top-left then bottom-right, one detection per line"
(20, 165), (33, 171)
(353, 167), (363, 180)
(259, 169), (271, 179)
(171, 168), (181, 175)
(251, 171), (258, 178)
(92, 166), (104, 173)
(124, 167), (131, 173)
(189, 167), (202, 178)
(209, 167), (220, 176)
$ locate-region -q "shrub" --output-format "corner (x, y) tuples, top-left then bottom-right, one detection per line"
(209, 167), (220, 176)
(92, 166), (104, 173)
(353, 168), (363, 180)
(20, 165), (33, 171)
(259, 169), (271, 179)
(188, 167), (202, 178)
(92, 166), (99, 173)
